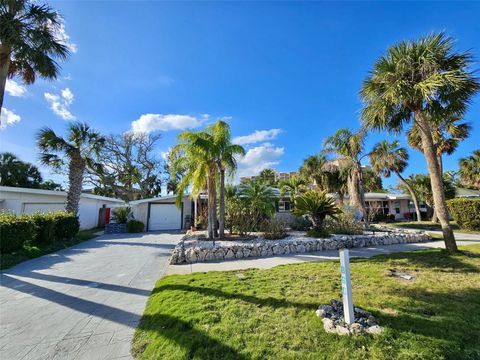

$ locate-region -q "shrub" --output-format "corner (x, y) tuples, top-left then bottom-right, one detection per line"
(306, 228), (330, 238)
(52, 212), (79, 241)
(293, 190), (340, 232)
(324, 208), (363, 235)
(0, 212), (36, 253)
(111, 207), (132, 224)
(30, 211), (79, 244)
(447, 198), (480, 230)
(30, 212), (56, 245)
(290, 216), (312, 231)
(262, 219), (287, 240)
(128, 220), (145, 233)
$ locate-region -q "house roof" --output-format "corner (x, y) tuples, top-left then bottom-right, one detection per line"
(455, 187), (480, 198)
(0, 186), (125, 203)
(128, 194), (190, 205)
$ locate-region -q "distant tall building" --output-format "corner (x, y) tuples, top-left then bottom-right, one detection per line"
(275, 171), (298, 182)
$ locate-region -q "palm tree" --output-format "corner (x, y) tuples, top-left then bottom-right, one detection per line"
(257, 168), (277, 186)
(459, 150), (480, 190)
(293, 190), (340, 233)
(324, 128), (369, 228)
(0, 152), (43, 187)
(279, 175), (305, 204)
(299, 153), (327, 187)
(369, 140), (422, 222)
(0, 0), (70, 117)
(207, 120), (245, 238)
(37, 123), (105, 213)
(239, 180), (278, 219)
(360, 32), (479, 252)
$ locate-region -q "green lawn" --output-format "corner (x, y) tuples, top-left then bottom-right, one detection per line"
(133, 245), (480, 360)
(0, 227), (102, 270)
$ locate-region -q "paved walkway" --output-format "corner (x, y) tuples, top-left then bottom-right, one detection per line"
(166, 231), (480, 275)
(0, 232), (183, 360)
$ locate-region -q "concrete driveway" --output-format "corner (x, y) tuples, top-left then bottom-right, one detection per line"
(0, 232), (183, 360)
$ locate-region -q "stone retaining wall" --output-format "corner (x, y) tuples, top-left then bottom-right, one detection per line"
(169, 230), (431, 265)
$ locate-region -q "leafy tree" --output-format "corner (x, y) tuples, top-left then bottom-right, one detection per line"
(362, 168), (383, 192)
(458, 150), (480, 190)
(279, 175), (305, 204)
(37, 123), (105, 213)
(257, 168), (277, 186)
(299, 154), (326, 187)
(324, 128), (369, 227)
(0, 0), (70, 117)
(293, 190), (340, 234)
(0, 152), (42, 187)
(360, 32), (479, 251)
(369, 140), (422, 222)
(39, 179), (63, 191)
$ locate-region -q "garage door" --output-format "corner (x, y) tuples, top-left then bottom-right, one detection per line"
(149, 203), (181, 231)
(23, 203), (65, 214)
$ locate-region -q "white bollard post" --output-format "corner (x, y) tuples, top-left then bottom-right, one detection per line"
(339, 249), (354, 325)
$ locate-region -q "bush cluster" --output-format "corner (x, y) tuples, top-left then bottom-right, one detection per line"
(447, 198), (480, 230)
(324, 208), (364, 235)
(290, 216), (312, 231)
(0, 211), (80, 254)
(127, 219), (145, 233)
(262, 218), (287, 240)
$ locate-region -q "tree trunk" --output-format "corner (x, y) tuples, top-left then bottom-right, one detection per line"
(348, 172), (361, 209)
(66, 155), (86, 214)
(415, 111), (457, 251)
(355, 161), (369, 229)
(219, 167), (225, 238)
(397, 172), (422, 222)
(206, 169), (215, 240)
(0, 45), (11, 120)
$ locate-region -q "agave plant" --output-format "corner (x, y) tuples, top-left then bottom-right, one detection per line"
(293, 190), (340, 232)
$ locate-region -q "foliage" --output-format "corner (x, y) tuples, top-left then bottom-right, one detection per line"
(133, 244), (480, 360)
(87, 133), (164, 201)
(128, 220), (145, 233)
(324, 208), (364, 235)
(398, 174), (456, 210)
(38, 179), (63, 191)
(458, 150), (480, 190)
(256, 168), (277, 186)
(239, 180), (278, 218)
(0, 152), (43, 188)
(447, 199), (480, 230)
(225, 196), (257, 236)
(261, 218), (287, 240)
(53, 212), (80, 241)
(289, 216), (312, 231)
(278, 175), (305, 203)
(362, 168), (383, 192)
(0, 212), (36, 253)
(0, 0), (70, 114)
(111, 207), (132, 224)
(293, 190), (340, 232)
(306, 227), (331, 238)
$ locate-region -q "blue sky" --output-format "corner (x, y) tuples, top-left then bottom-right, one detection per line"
(1, 1), (479, 189)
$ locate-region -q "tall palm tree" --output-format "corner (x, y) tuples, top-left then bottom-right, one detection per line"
(37, 123), (105, 213)
(458, 150), (480, 190)
(0, 0), (70, 117)
(360, 32), (479, 252)
(369, 140), (422, 222)
(299, 153), (327, 187)
(279, 175), (305, 204)
(324, 128), (369, 228)
(207, 120), (245, 238)
(257, 168), (277, 186)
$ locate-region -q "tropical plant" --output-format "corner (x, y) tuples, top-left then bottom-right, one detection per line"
(239, 180), (278, 219)
(324, 207), (364, 235)
(360, 32), (479, 251)
(0, 152), (42, 188)
(369, 140), (422, 222)
(458, 150), (480, 189)
(0, 0), (70, 117)
(293, 190), (340, 234)
(111, 207), (132, 224)
(324, 128), (369, 227)
(257, 168), (277, 186)
(37, 122), (105, 213)
(279, 175), (305, 204)
(299, 153), (327, 187)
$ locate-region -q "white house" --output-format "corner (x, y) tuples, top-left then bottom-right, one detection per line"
(130, 194), (194, 231)
(0, 186), (125, 230)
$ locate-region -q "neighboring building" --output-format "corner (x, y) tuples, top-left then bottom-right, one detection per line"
(240, 175), (258, 183)
(455, 187), (480, 198)
(0, 186), (124, 229)
(129, 194), (194, 231)
(275, 171), (298, 182)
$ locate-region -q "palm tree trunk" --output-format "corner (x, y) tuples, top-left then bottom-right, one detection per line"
(348, 172), (361, 208)
(355, 161), (369, 229)
(206, 170), (215, 240)
(0, 45), (11, 119)
(415, 111), (457, 252)
(66, 155), (86, 214)
(219, 167), (225, 238)
(430, 154), (443, 223)
(397, 172), (422, 222)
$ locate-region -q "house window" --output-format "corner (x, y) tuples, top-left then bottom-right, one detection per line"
(278, 200), (291, 212)
(395, 201), (401, 214)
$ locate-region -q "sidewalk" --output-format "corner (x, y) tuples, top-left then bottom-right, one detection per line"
(166, 231), (480, 275)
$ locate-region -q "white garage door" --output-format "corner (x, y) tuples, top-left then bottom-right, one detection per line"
(23, 203), (65, 214)
(149, 203), (181, 231)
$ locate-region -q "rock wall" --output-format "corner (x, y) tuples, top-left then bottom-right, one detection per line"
(169, 230), (431, 265)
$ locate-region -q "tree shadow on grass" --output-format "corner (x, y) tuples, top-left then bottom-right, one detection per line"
(354, 248), (480, 273)
(135, 313), (250, 360)
(152, 283), (318, 311)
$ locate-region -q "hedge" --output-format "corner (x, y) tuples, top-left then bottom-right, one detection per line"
(0, 211), (80, 254)
(447, 198), (480, 231)
(127, 219), (145, 233)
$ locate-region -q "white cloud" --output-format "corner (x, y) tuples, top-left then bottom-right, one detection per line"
(131, 114), (204, 133)
(233, 128), (282, 145)
(0, 108), (21, 129)
(5, 80), (27, 97)
(44, 87), (76, 120)
(237, 142), (284, 178)
(54, 20), (77, 53)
